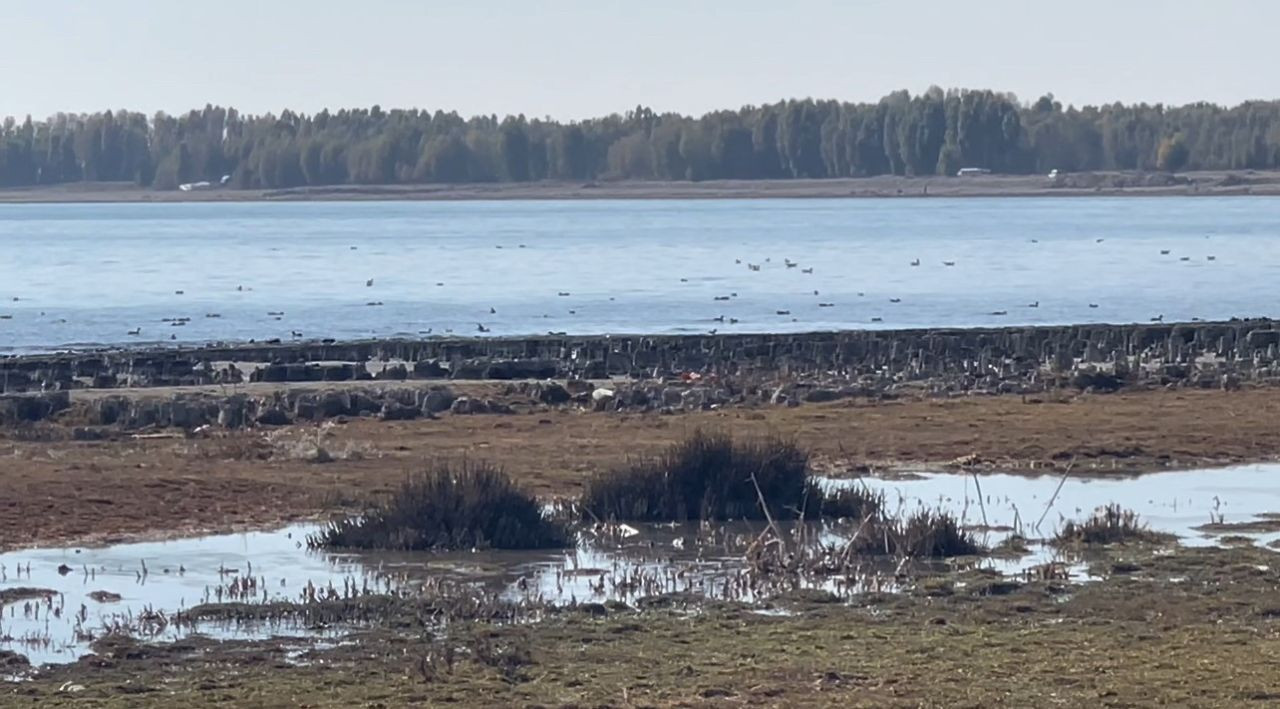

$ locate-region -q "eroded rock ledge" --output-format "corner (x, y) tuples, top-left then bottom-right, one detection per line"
(3, 320), (1278, 428)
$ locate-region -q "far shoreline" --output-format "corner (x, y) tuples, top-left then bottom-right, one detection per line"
(2, 170), (1279, 204)
(2, 316), (1271, 360)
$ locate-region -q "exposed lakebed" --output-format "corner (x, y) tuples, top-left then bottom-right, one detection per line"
(4, 463), (1280, 666)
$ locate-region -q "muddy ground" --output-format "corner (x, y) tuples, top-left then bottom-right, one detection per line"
(2, 386), (1278, 551)
(11, 544), (1280, 707)
(3, 384), (1280, 705)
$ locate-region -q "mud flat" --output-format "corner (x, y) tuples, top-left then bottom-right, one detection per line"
(3, 383), (1280, 554)
(4, 320), (1280, 552)
(3, 333), (1280, 704)
(13, 545), (1280, 706)
(5, 474), (1280, 705)
(7, 461), (1280, 664)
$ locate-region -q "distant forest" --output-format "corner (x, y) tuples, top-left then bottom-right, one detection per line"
(2, 88), (1279, 189)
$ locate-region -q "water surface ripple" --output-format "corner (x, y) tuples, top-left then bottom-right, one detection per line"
(2, 197), (1278, 352)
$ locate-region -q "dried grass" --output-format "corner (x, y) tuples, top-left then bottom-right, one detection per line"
(309, 460), (570, 551)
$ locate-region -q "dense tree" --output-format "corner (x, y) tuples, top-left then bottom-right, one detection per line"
(1157, 135), (1190, 172)
(499, 118), (531, 182)
(3, 89), (1280, 190)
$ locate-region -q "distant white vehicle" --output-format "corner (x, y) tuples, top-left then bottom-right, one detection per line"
(178, 176), (231, 191)
(956, 167), (991, 177)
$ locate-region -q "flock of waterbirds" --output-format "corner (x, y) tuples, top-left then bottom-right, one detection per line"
(0, 237), (1224, 340)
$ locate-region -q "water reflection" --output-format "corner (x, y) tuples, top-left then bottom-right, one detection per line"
(3, 463), (1280, 665)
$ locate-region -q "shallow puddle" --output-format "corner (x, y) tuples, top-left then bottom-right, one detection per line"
(859, 462), (1280, 549)
(850, 462), (1280, 582)
(0, 525), (357, 665)
(3, 462), (1279, 666)
(0, 517), (902, 666)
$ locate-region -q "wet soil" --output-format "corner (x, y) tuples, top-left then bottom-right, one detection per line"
(11, 544), (1280, 707)
(2, 387), (1279, 551)
(22, 455), (1280, 667)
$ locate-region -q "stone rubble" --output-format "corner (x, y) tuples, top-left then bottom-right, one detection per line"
(2, 320), (1278, 429)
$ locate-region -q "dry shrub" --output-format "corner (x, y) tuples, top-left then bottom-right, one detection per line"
(809, 483), (884, 520)
(579, 431), (811, 521)
(309, 460), (570, 551)
(848, 509), (981, 558)
(1054, 504), (1170, 546)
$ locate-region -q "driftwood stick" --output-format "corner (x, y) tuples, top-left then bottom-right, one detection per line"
(751, 471), (787, 554)
(971, 470), (989, 528)
(1035, 456), (1078, 532)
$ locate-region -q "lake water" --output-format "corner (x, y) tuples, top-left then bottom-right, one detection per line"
(2, 197), (1279, 352)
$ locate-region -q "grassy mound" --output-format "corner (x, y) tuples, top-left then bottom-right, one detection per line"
(579, 431), (813, 521)
(849, 509), (981, 558)
(1053, 504), (1170, 546)
(310, 461), (570, 551)
(809, 483), (884, 520)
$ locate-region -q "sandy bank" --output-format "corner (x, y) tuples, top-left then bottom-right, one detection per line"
(2, 170), (1279, 203)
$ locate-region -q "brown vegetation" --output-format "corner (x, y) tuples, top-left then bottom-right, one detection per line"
(1054, 504), (1173, 546)
(310, 461), (570, 551)
(14, 545), (1280, 706)
(0, 386), (1277, 551)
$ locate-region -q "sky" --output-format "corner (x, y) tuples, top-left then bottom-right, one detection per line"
(3, 0), (1279, 121)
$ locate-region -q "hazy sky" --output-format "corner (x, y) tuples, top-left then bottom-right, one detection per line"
(4, 0), (1279, 121)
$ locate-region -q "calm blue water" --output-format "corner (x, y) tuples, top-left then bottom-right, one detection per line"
(1, 197), (1278, 352)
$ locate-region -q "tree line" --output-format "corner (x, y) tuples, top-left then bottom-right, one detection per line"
(2, 88), (1279, 190)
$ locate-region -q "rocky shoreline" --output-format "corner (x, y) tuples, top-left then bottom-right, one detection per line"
(7, 320), (1280, 389)
(3, 319), (1278, 430)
